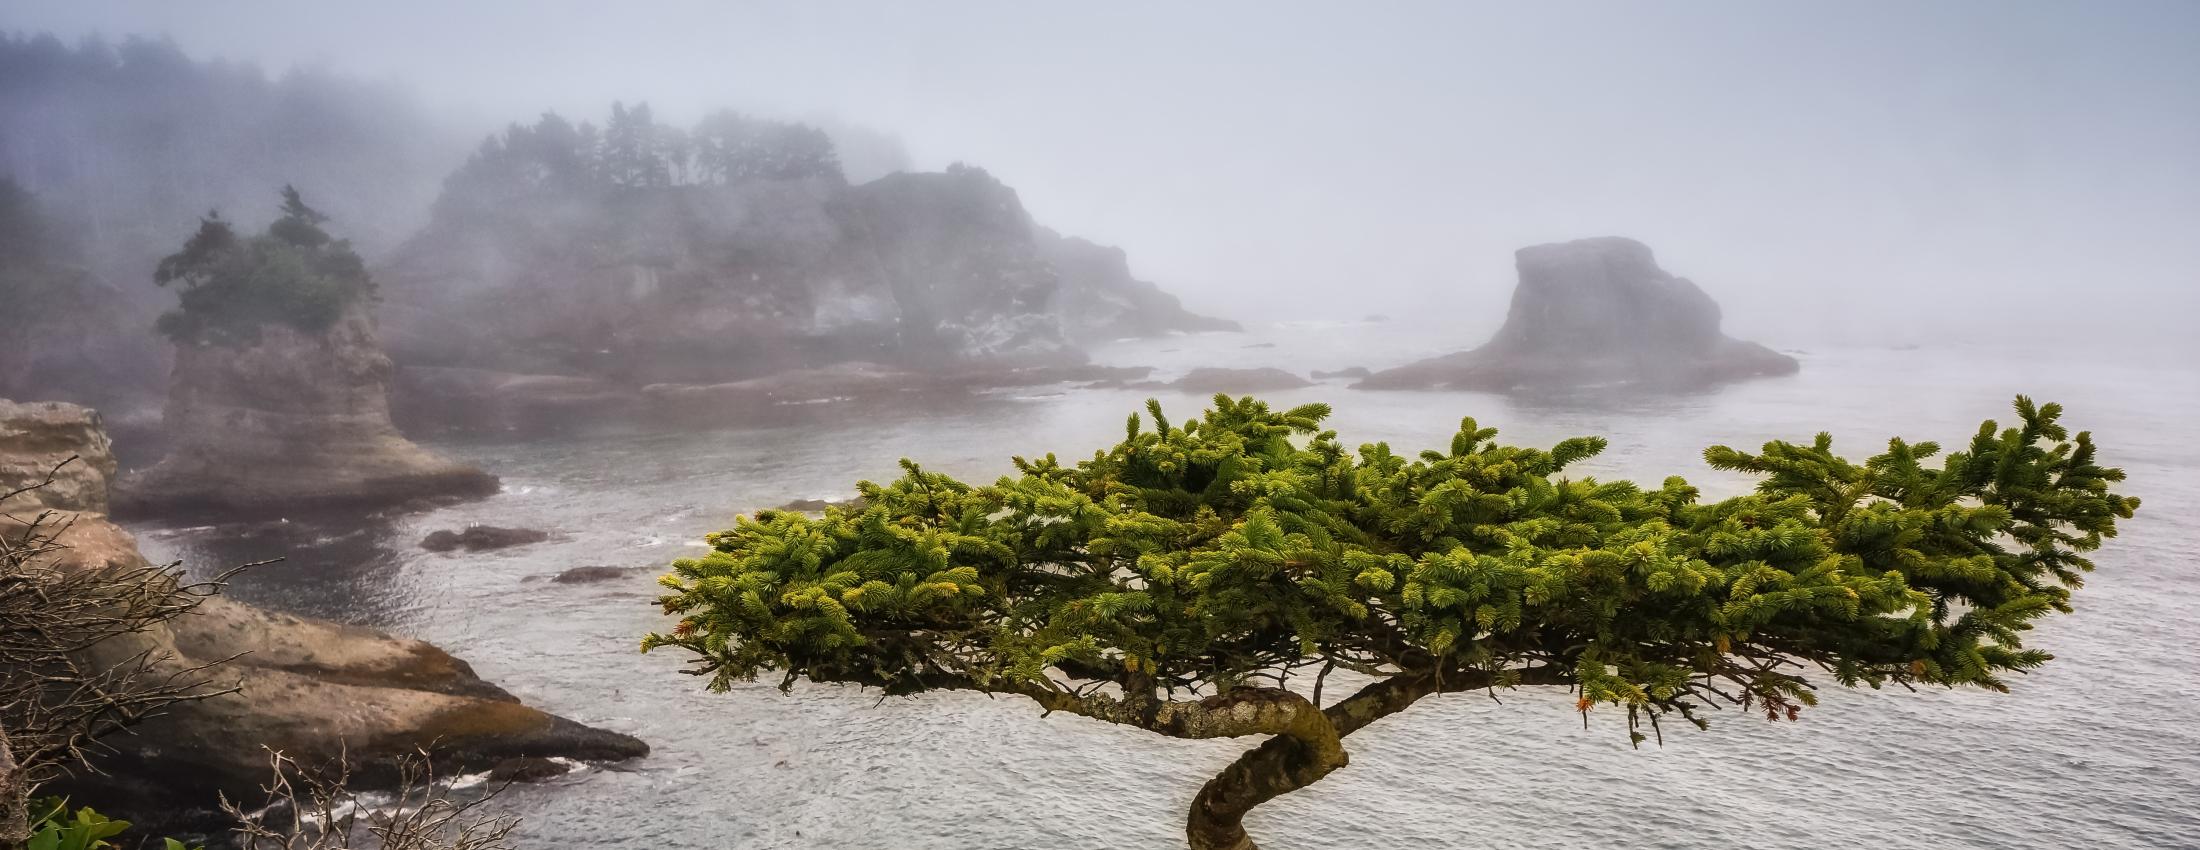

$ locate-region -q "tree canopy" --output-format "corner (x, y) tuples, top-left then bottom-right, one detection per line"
(646, 395), (2138, 850)
(152, 186), (374, 345)
(433, 103), (842, 224)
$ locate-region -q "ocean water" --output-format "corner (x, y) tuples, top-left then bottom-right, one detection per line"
(130, 322), (2200, 849)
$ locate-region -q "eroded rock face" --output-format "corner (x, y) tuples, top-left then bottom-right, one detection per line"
(419, 525), (549, 553)
(1, 399), (644, 833)
(1356, 237), (1798, 392)
(1034, 227), (1239, 343)
(0, 400), (119, 515)
(114, 306), (497, 519)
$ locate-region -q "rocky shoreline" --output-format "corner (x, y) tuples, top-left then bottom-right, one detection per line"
(1, 399), (646, 836)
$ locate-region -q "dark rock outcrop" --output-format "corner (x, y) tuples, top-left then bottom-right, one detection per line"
(420, 525), (550, 553)
(487, 756), (572, 783)
(113, 306), (497, 519)
(1, 400), (645, 832)
(549, 565), (645, 584)
(1356, 237), (1798, 392)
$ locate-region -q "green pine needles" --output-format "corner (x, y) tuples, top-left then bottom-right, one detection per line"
(646, 395), (2138, 850)
(153, 186), (374, 346)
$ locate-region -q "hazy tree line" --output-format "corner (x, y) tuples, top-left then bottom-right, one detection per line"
(0, 30), (905, 405)
(0, 32), (462, 290)
(436, 103), (844, 218)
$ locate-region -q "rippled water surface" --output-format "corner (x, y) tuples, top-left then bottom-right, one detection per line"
(131, 323), (2200, 849)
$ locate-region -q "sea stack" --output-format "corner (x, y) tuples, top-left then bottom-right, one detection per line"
(116, 304), (496, 518)
(114, 188), (496, 518)
(1356, 237), (1798, 392)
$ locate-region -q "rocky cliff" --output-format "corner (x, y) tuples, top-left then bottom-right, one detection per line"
(1356, 237), (1798, 391)
(114, 305), (497, 519)
(1, 399), (645, 831)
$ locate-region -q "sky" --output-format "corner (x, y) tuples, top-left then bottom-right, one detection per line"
(8, 1), (2198, 344)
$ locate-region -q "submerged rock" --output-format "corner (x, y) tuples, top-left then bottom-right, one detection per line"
(1167, 368), (1315, 395)
(420, 525), (550, 553)
(114, 306), (497, 519)
(549, 565), (644, 584)
(1356, 237), (1798, 392)
(2, 400), (644, 832)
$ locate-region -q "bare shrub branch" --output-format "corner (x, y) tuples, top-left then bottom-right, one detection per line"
(223, 748), (519, 850)
(0, 459), (249, 787)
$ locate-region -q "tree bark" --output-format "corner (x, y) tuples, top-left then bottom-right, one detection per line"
(1184, 666), (1572, 850)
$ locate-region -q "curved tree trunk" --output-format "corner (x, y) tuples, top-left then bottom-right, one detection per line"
(1185, 667), (1568, 850)
(1186, 728), (1345, 850)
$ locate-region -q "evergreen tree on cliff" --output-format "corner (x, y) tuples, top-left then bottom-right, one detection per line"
(152, 185), (374, 346)
(648, 395), (2139, 850)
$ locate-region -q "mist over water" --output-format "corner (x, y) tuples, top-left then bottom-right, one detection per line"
(132, 325), (2200, 848)
(7, 2), (2198, 847)
(8, 2), (2200, 340)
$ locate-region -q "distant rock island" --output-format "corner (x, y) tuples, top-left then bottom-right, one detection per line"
(1356, 237), (1797, 392)
(376, 108), (1234, 431)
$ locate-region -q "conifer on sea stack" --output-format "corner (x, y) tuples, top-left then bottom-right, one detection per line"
(117, 188), (496, 519)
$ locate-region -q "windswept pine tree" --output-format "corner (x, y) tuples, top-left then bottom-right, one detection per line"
(648, 395), (2139, 850)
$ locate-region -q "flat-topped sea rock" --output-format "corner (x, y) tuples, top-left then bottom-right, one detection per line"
(114, 305), (497, 519)
(1356, 237), (1797, 392)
